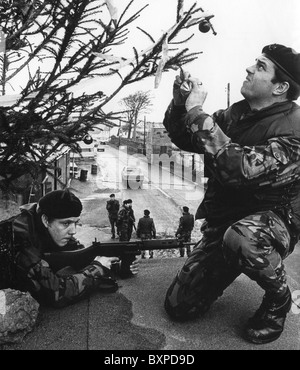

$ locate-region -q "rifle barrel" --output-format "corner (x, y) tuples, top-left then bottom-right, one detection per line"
(43, 238), (197, 272)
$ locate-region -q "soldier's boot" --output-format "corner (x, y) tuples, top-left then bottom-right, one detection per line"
(244, 287), (292, 344)
(149, 250), (153, 259)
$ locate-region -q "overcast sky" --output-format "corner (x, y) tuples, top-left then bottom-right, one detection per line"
(89, 0), (300, 122)
(4, 0), (300, 122)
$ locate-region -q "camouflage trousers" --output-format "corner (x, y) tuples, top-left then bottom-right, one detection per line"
(165, 210), (294, 321)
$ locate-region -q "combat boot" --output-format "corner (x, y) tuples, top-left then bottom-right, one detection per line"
(244, 287), (292, 344)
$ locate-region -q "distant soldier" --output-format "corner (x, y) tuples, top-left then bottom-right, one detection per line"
(175, 206), (194, 257)
(127, 199), (136, 240)
(117, 199), (132, 242)
(106, 194), (120, 239)
(137, 210), (156, 259)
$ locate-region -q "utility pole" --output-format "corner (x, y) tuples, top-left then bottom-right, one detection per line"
(0, 27), (7, 96)
(118, 120), (121, 147)
(143, 116), (146, 155)
(226, 82), (230, 108)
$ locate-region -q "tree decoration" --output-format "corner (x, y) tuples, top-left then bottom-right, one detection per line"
(0, 0), (216, 194)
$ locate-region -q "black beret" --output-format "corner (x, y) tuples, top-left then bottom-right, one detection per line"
(262, 44), (300, 85)
(38, 190), (82, 218)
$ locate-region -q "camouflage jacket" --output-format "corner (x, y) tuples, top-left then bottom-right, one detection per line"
(13, 203), (118, 308)
(117, 206), (136, 227)
(163, 99), (300, 232)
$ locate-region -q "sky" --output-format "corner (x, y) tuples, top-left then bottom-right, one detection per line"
(70, 0), (300, 122)
(3, 0), (300, 123)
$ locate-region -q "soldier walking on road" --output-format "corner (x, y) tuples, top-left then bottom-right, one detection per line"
(127, 199), (136, 240)
(175, 206), (194, 257)
(137, 210), (156, 259)
(106, 194), (120, 239)
(117, 199), (132, 242)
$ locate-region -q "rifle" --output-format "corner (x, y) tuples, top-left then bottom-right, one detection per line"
(43, 238), (196, 277)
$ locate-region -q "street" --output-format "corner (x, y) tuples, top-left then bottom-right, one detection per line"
(73, 145), (205, 253)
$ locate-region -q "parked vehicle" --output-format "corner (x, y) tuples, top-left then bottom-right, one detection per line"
(121, 166), (144, 189)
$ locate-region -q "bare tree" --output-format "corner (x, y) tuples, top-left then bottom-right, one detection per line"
(0, 0), (216, 193)
(120, 90), (152, 139)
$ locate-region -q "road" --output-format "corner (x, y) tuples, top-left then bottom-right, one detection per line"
(74, 145), (205, 251)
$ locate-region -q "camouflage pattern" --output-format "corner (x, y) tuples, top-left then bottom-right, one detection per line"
(165, 221), (239, 321)
(163, 97), (300, 322)
(12, 208), (118, 307)
(15, 255), (118, 308)
(223, 210), (291, 296)
(163, 100), (300, 229)
(117, 206), (132, 241)
(165, 211), (295, 321)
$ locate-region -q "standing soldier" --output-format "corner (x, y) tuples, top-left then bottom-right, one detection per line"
(106, 194), (120, 239)
(175, 206), (194, 257)
(117, 200), (132, 242)
(137, 210), (156, 259)
(127, 199), (136, 239)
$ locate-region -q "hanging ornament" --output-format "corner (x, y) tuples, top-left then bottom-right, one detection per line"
(83, 134), (93, 145)
(105, 0), (118, 28)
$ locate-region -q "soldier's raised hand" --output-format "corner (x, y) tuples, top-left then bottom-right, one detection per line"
(185, 77), (208, 112)
(173, 69), (191, 106)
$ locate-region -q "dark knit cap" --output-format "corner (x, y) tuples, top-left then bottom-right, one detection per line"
(262, 44), (300, 85)
(38, 190), (82, 218)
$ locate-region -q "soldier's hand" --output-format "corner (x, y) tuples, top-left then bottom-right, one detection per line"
(94, 256), (120, 269)
(185, 77), (208, 112)
(130, 258), (139, 275)
(173, 69), (191, 106)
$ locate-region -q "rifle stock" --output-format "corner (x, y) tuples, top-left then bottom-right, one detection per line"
(43, 238), (196, 276)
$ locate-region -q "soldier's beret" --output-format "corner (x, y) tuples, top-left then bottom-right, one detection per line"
(262, 44), (300, 85)
(38, 190), (82, 219)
